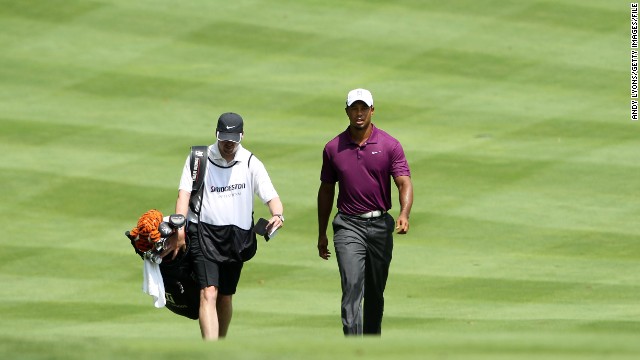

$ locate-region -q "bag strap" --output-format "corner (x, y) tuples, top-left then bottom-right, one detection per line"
(189, 146), (208, 215)
(190, 146), (207, 191)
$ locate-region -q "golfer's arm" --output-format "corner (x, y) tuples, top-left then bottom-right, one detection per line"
(317, 182), (335, 236)
(394, 176), (413, 219)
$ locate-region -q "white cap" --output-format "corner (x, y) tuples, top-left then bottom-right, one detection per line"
(346, 88), (373, 107)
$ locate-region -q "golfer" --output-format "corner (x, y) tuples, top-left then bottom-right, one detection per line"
(317, 88), (413, 335)
(163, 112), (284, 341)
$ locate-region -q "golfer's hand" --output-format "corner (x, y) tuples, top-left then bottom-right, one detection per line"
(317, 235), (331, 260)
(396, 215), (410, 234)
(161, 229), (186, 260)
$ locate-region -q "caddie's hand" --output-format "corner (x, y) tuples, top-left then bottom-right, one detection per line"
(317, 235), (331, 260)
(266, 214), (284, 234)
(161, 228), (186, 260)
(396, 215), (410, 234)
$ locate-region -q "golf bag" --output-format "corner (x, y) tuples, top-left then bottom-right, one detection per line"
(156, 240), (199, 320)
(158, 145), (206, 319)
(126, 218), (199, 320)
(125, 146), (208, 320)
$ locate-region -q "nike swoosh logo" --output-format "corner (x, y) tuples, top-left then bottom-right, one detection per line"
(226, 125), (236, 130)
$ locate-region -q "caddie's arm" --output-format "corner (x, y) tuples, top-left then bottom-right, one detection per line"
(266, 196), (284, 233)
(162, 189), (190, 259)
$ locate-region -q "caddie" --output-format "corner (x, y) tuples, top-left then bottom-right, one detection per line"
(162, 112), (284, 341)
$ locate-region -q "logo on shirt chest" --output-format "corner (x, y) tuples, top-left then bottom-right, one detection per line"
(210, 183), (246, 193)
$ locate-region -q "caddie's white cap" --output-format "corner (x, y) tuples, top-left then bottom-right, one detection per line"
(346, 88), (373, 107)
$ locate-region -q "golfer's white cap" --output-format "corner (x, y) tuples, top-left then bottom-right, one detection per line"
(346, 88), (373, 107)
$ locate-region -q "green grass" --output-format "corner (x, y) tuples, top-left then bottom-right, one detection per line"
(1, 0), (638, 359)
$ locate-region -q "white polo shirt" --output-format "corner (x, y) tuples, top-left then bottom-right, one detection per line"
(179, 142), (279, 230)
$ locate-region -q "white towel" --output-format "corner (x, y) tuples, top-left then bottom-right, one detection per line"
(142, 258), (166, 308)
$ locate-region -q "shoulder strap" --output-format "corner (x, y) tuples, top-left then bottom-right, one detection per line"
(190, 146), (208, 191)
(189, 146), (208, 215)
(248, 153), (253, 168)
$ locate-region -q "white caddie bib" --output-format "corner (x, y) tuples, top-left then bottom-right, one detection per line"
(199, 158), (254, 230)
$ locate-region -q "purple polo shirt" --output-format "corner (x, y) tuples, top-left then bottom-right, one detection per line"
(320, 124), (411, 215)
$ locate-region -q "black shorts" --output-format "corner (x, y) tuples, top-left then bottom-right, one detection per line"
(188, 223), (243, 295)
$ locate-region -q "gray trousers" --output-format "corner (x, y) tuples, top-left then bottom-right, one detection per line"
(332, 212), (394, 335)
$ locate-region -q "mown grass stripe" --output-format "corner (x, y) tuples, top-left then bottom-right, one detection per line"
(0, 0), (104, 23)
